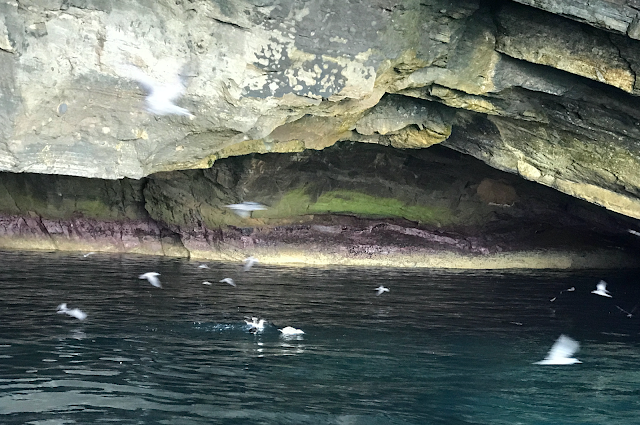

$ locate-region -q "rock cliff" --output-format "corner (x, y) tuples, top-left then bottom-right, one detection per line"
(0, 0), (640, 266)
(0, 142), (638, 268)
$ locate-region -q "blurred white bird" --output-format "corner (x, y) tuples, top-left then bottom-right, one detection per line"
(139, 272), (162, 288)
(279, 326), (304, 336)
(243, 256), (258, 271)
(245, 317), (266, 332)
(375, 286), (390, 296)
(198, 264), (209, 269)
(591, 280), (612, 298)
(57, 303), (87, 321)
(220, 278), (236, 287)
(202, 281), (212, 285)
(121, 64), (193, 118)
(225, 202), (267, 218)
(534, 334), (581, 365)
(83, 252), (95, 258)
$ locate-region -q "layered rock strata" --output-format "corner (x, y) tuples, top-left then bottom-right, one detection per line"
(1, 0), (640, 223)
(0, 143), (638, 268)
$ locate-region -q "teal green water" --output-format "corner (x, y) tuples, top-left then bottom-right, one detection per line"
(1, 251), (639, 424)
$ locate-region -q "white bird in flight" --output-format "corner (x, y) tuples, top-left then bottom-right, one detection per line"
(57, 303), (87, 321)
(202, 281), (212, 285)
(243, 256), (258, 271)
(279, 326), (304, 336)
(139, 272), (162, 288)
(375, 286), (390, 296)
(121, 64), (193, 118)
(534, 334), (581, 365)
(220, 278), (236, 287)
(198, 264), (209, 269)
(225, 202), (267, 218)
(550, 286), (575, 302)
(591, 280), (612, 298)
(83, 252), (95, 258)
(616, 305), (634, 318)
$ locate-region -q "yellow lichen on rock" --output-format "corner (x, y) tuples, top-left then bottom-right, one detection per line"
(389, 126), (451, 149)
(553, 179), (640, 220)
(268, 115), (356, 151)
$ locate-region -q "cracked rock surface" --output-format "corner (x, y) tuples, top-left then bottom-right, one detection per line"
(1, 0), (640, 222)
(0, 142), (638, 268)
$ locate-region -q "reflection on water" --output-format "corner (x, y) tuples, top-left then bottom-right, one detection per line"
(0, 251), (640, 424)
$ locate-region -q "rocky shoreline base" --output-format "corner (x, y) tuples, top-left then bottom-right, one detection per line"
(1, 214), (637, 269)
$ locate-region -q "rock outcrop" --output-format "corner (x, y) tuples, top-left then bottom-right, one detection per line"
(0, 142), (638, 268)
(1, 0), (640, 238)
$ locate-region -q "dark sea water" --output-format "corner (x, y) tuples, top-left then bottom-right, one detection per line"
(1, 251), (640, 424)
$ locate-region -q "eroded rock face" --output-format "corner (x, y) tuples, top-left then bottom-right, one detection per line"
(0, 142), (638, 268)
(1, 0), (640, 221)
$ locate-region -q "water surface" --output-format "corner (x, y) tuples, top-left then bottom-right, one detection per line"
(1, 251), (639, 424)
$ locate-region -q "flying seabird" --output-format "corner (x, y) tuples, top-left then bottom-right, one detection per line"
(83, 252), (95, 258)
(121, 64), (194, 118)
(591, 280), (612, 298)
(202, 281), (212, 285)
(139, 272), (162, 288)
(375, 286), (390, 296)
(57, 303), (87, 321)
(225, 202), (267, 218)
(243, 256), (258, 271)
(534, 334), (581, 365)
(616, 305), (633, 318)
(220, 278), (236, 287)
(550, 286), (575, 302)
(198, 264), (209, 269)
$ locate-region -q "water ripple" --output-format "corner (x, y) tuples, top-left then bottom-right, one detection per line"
(1, 251), (639, 423)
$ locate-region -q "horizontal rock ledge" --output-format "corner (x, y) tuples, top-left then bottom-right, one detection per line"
(0, 217), (637, 270)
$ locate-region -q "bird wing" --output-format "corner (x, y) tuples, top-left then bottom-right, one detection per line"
(545, 335), (579, 360)
(120, 65), (158, 94)
(616, 305), (630, 315)
(71, 309), (87, 320)
(596, 281), (607, 291)
(156, 75), (186, 102)
(243, 202), (267, 210)
(148, 275), (162, 288)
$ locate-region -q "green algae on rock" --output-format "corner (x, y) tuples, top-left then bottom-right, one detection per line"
(0, 143), (638, 269)
(2, 0), (640, 225)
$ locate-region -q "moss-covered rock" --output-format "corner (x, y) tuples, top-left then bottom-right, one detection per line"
(0, 142), (638, 267)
